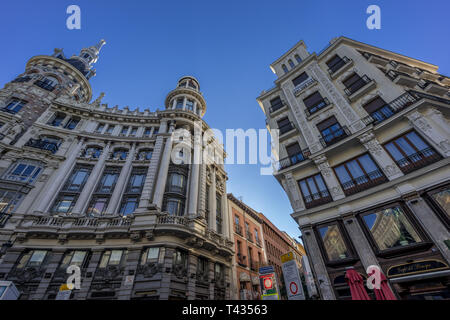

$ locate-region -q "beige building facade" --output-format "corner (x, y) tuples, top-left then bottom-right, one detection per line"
(257, 37), (450, 300)
(0, 41), (235, 300)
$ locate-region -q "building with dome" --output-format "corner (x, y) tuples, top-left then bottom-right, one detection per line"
(0, 40), (235, 300)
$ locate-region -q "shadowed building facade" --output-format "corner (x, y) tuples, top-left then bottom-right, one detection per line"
(0, 41), (234, 300)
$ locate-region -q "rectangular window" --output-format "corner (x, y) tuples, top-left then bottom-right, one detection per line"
(186, 99), (194, 111)
(334, 153), (386, 196)
(362, 97), (394, 124)
(119, 197), (139, 216)
(130, 127), (138, 136)
(176, 98), (184, 109)
(153, 127), (159, 135)
(121, 126), (129, 135)
(285, 142), (305, 165)
(140, 247), (161, 265)
(63, 166), (92, 192)
(17, 250), (48, 269)
(384, 131), (441, 174)
(95, 123), (105, 133)
(317, 116), (347, 147)
(64, 117), (80, 130)
(4, 161), (42, 184)
(99, 250), (126, 268)
(343, 73), (370, 95)
(105, 125), (115, 134)
(197, 257), (208, 278)
(172, 250), (187, 268)
(118, 167), (147, 216)
(303, 91), (328, 114)
(0, 190), (23, 216)
(49, 112), (66, 127)
(269, 96), (284, 112)
(277, 117), (294, 135)
(3, 99), (27, 114)
(292, 72), (308, 87)
(86, 196), (109, 216)
(298, 174), (332, 208)
(143, 127), (152, 137)
(326, 55), (346, 73)
(361, 205), (423, 251)
(97, 167), (121, 193)
(317, 224), (350, 262)
(60, 251), (88, 269)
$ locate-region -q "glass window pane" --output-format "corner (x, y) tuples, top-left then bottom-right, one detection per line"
(335, 165), (352, 183)
(299, 180), (310, 197)
(147, 247), (159, 260)
(431, 189), (450, 218)
(306, 177), (318, 195)
(406, 132), (429, 151)
(318, 225), (349, 261)
(71, 251), (86, 266)
(396, 137), (416, 156)
(314, 175), (327, 192)
(109, 250), (123, 265)
(28, 250), (47, 266)
(385, 143), (404, 161)
(363, 206), (423, 250)
(99, 252), (110, 268)
(12, 164), (27, 176)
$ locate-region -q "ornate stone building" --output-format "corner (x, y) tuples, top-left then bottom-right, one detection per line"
(0, 40), (234, 300)
(257, 37), (450, 300)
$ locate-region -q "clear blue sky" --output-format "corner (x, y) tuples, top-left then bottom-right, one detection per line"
(1, 0), (449, 241)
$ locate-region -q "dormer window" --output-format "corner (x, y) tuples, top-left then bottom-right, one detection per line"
(34, 76), (58, 91)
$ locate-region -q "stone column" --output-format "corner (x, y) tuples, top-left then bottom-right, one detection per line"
(137, 135), (165, 211)
(152, 136), (173, 210)
(116, 248), (141, 300)
(33, 137), (85, 214)
(358, 131), (404, 180)
(209, 167), (217, 231)
(342, 215), (380, 269)
(407, 110), (450, 157)
(406, 196), (450, 263)
(312, 155), (345, 201)
(197, 162), (207, 220)
(159, 247), (175, 300)
(208, 260), (215, 299)
(75, 249), (103, 300)
(71, 142), (111, 215)
(282, 172), (305, 211)
(186, 253), (197, 300)
(105, 143), (137, 215)
(188, 130), (201, 218)
(221, 191), (229, 238)
(224, 266), (232, 300)
(300, 226), (335, 300)
(32, 249), (65, 300)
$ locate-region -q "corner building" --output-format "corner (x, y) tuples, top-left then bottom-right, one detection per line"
(257, 37), (450, 300)
(0, 41), (234, 300)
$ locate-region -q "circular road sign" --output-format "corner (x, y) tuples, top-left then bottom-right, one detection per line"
(263, 277), (273, 289)
(289, 281), (298, 295)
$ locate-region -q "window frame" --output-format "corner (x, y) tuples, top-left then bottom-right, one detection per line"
(356, 201), (432, 257)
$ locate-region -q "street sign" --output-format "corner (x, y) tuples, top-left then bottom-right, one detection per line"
(258, 266), (275, 274)
(259, 269), (280, 300)
(281, 252), (305, 300)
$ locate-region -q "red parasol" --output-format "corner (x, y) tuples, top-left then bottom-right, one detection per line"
(345, 268), (371, 300)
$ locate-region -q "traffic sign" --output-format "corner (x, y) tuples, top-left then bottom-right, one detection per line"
(281, 252), (305, 300)
(259, 269), (280, 300)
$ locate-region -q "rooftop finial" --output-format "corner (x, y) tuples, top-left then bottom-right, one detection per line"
(94, 39), (106, 52)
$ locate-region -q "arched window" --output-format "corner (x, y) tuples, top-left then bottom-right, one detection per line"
(295, 54), (302, 63)
(282, 64), (289, 73)
(288, 59), (295, 68)
(137, 149), (152, 161)
(3, 99), (27, 114)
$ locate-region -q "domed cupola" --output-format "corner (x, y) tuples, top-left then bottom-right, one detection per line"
(63, 39), (106, 79)
(164, 76), (207, 117)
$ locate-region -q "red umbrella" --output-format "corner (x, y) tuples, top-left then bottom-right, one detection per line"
(345, 268), (371, 300)
(368, 269), (397, 300)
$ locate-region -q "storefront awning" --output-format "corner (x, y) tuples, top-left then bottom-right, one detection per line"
(389, 270), (450, 283)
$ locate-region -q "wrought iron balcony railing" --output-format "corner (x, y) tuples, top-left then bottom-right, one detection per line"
(344, 75), (372, 96)
(269, 100), (286, 114)
(305, 97), (330, 116)
(277, 148), (311, 171)
(293, 78), (316, 96)
(340, 169), (387, 196)
(328, 56), (351, 74)
(319, 126), (350, 148)
(304, 191), (333, 209)
(278, 122), (296, 135)
(395, 148), (442, 174)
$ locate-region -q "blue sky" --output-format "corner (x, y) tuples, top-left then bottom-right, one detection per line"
(1, 0), (449, 241)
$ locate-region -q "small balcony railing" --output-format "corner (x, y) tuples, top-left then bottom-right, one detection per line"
(362, 92), (418, 126)
(319, 126), (350, 148)
(277, 148), (311, 171)
(278, 122), (296, 135)
(293, 78), (316, 96)
(305, 97), (330, 116)
(269, 100), (286, 114)
(25, 138), (59, 154)
(395, 148), (442, 174)
(304, 191), (333, 209)
(157, 215), (189, 226)
(340, 169), (387, 196)
(344, 75), (372, 96)
(328, 56), (351, 74)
